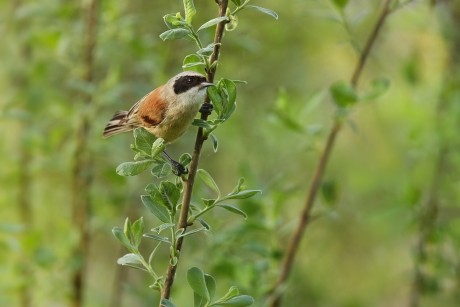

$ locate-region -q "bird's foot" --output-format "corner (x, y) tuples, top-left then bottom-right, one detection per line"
(199, 102), (213, 116)
(171, 160), (188, 176)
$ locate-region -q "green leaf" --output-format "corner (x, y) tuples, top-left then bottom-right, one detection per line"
(197, 169), (220, 197)
(134, 128), (156, 155)
(193, 118), (214, 130)
(197, 17), (229, 32)
(223, 190), (261, 201)
(219, 295), (255, 306)
(221, 79), (237, 105)
(112, 227), (134, 251)
(197, 43), (218, 56)
(222, 102), (236, 121)
(332, 0), (349, 10)
(207, 86), (223, 116)
(131, 217), (144, 248)
(225, 14), (239, 31)
(183, 0), (196, 24)
(230, 0), (242, 6)
(219, 286), (239, 302)
(362, 77), (391, 100)
(202, 198), (216, 207)
(217, 204), (248, 219)
(117, 253), (143, 268)
(160, 28), (191, 41)
(321, 180), (338, 206)
(164, 13), (186, 28)
(210, 134), (218, 152)
(161, 299), (177, 307)
(143, 233), (171, 244)
(141, 195), (171, 223)
(187, 267), (210, 302)
(183, 54), (205, 70)
(151, 138), (166, 158)
(216, 79), (237, 120)
(205, 274), (216, 301)
(151, 223), (176, 234)
(194, 292), (205, 307)
(123, 217), (131, 237)
(198, 218), (211, 230)
(160, 181), (181, 210)
(151, 162), (172, 178)
(116, 159), (154, 176)
(177, 227), (206, 239)
(230, 178), (245, 194)
(179, 153), (192, 166)
(246, 5), (279, 20)
(330, 80), (358, 107)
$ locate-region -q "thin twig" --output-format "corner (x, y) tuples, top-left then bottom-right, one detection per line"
(160, 1), (229, 304)
(267, 1), (392, 306)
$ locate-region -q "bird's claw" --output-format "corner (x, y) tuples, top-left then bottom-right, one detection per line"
(199, 102), (213, 116)
(171, 161), (188, 176)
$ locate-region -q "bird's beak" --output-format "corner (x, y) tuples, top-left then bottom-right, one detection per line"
(200, 82), (214, 88)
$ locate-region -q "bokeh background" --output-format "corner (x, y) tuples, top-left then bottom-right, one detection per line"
(1, 0), (459, 306)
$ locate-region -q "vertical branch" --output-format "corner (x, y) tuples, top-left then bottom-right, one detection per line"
(70, 0), (98, 306)
(409, 1), (460, 306)
(160, 0), (229, 304)
(267, 1), (392, 306)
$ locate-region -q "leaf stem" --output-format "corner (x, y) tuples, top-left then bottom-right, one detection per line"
(160, 1), (229, 304)
(267, 1), (392, 306)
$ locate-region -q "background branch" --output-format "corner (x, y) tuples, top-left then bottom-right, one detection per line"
(160, 0), (229, 304)
(267, 1), (392, 306)
(70, 1), (98, 306)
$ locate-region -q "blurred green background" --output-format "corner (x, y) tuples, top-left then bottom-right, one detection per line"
(1, 0), (459, 306)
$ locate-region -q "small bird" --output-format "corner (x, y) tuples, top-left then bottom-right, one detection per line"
(103, 71), (213, 175)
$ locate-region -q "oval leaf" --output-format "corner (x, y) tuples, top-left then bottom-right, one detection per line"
(151, 162), (172, 178)
(210, 133), (218, 152)
(159, 28), (190, 41)
(330, 80), (358, 107)
(134, 128), (156, 155)
(116, 159), (154, 176)
(197, 16), (229, 32)
(197, 169), (220, 197)
(224, 190), (261, 200)
(151, 138), (165, 157)
(217, 204), (248, 219)
(183, 0), (196, 24)
(117, 253), (143, 266)
(143, 233), (171, 244)
(246, 5), (279, 20)
(141, 195), (171, 223)
(187, 267), (210, 302)
(220, 295), (255, 306)
(159, 181), (181, 210)
(205, 274), (216, 301)
(112, 227), (134, 251)
(206, 86), (223, 116)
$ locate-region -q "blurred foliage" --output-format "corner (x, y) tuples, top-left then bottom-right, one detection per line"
(1, 0), (459, 307)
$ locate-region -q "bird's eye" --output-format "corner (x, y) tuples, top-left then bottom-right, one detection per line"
(186, 77), (193, 84)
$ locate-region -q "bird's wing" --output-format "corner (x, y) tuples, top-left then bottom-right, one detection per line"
(134, 87), (168, 128)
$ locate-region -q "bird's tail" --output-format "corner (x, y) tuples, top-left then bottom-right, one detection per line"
(103, 111), (133, 138)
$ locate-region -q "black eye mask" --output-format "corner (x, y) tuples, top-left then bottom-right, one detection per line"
(173, 75), (207, 94)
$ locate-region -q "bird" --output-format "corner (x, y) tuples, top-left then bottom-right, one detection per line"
(103, 71), (213, 175)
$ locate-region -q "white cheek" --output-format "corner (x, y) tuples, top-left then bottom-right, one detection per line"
(181, 88), (207, 105)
